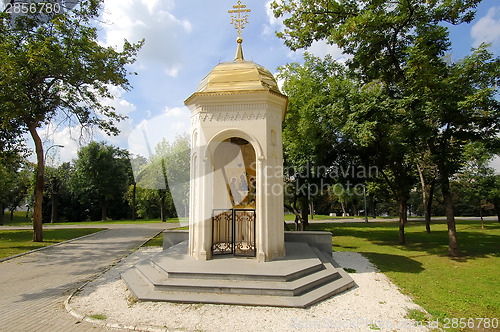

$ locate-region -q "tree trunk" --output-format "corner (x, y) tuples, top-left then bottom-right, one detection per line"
(370, 196), (376, 218)
(398, 198), (407, 245)
(479, 203), (484, 230)
(441, 177), (459, 257)
(300, 195), (309, 230)
(495, 202), (500, 222)
(160, 195), (166, 222)
(101, 197), (107, 221)
(10, 210), (14, 221)
(28, 122), (44, 242)
(131, 183), (137, 221)
(0, 203), (4, 225)
(51, 194), (58, 223)
(284, 202), (304, 231)
(353, 199), (358, 217)
(417, 163), (435, 233)
(309, 200), (314, 220)
(341, 199), (347, 217)
(425, 181), (435, 233)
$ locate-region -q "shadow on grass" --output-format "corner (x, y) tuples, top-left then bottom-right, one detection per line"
(309, 220), (500, 261)
(362, 252), (425, 273)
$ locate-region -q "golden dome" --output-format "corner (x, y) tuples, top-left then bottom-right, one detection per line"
(196, 59), (282, 95)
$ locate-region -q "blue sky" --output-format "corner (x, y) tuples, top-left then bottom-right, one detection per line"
(35, 0), (500, 165)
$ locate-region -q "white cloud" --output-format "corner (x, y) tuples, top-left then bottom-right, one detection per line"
(263, 0), (284, 38)
(165, 65), (182, 78)
(489, 155), (500, 174)
(307, 39), (347, 61)
(32, 86), (139, 163)
(265, 0), (282, 27)
(100, 0), (191, 76)
(127, 106), (190, 158)
(100, 85), (137, 116)
(38, 125), (89, 164)
(263, 1), (349, 62)
(471, 7), (500, 47)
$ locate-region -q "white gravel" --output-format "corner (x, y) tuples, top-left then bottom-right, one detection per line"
(68, 248), (430, 331)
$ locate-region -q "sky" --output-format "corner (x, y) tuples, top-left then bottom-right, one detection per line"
(30, 0), (500, 166)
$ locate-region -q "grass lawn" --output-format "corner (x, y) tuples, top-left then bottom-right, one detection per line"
(1, 211), (185, 226)
(308, 219), (500, 327)
(283, 213), (363, 221)
(143, 232), (164, 247)
(0, 228), (105, 260)
(141, 217), (499, 328)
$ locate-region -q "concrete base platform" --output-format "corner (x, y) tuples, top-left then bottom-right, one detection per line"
(122, 242), (355, 308)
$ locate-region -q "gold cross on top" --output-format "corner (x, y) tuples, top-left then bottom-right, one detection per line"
(228, 0), (251, 42)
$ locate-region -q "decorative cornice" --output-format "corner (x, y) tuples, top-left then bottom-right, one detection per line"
(184, 89), (288, 106)
(191, 108), (281, 125)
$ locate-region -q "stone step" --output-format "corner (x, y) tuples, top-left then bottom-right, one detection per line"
(121, 266), (355, 308)
(121, 242), (356, 308)
(150, 258), (325, 282)
(150, 242), (325, 282)
(133, 260), (340, 296)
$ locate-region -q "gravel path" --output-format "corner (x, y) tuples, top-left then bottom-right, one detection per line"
(68, 248), (430, 331)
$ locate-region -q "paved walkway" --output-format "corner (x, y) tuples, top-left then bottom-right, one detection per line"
(0, 223), (177, 332)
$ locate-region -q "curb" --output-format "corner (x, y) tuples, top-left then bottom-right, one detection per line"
(0, 228), (110, 263)
(64, 229), (169, 332)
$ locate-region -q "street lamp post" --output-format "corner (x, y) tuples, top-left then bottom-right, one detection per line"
(44, 144), (64, 165)
(44, 144), (64, 224)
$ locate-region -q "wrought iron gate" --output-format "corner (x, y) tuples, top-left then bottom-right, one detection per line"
(212, 209), (256, 257)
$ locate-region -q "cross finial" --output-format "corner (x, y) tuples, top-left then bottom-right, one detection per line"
(228, 0), (251, 43)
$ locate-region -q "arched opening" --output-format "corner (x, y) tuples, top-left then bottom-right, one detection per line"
(211, 137), (256, 257)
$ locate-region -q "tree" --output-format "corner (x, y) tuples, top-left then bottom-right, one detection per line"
(71, 142), (130, 221)
(0, 156), (31, 224)
(415, 152), (438, 233)
(0, 0), (143, 241)
(45, 162), (71, 223)
(278, 55), (373, 230)
(272, 0), (499, 255)
(279, 54), (417, 243)
(128, 155), (147, 221)
(135, 134), (190, 221)
(485, 175), (500, 222)
(456, 142), (496, 229)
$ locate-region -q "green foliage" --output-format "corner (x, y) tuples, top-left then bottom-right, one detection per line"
(143, 232), (163, 247)
(273, 0), (500, 253)
(0, 228), (104, 259)
(0, 0), (143, 135)
(0, 155), (31, 223)
(0, 0), (143, 239)
(70, 142), (130, 221)
(134, 134), (190, 221)
(309, 220), (500, 320)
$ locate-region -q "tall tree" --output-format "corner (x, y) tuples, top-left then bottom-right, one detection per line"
(71, 142), (129, 221)
(135, 134), (190, 221)
(45, 162), (71, 223)
(279, 54), (416, 243)
(272, 0), (499, 255)
(0, 0), (142, 241)
(0, 155), (30, 224)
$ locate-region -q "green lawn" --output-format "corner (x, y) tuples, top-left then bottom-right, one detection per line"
(143, 232), (164, 247)
(284, 213), (359, 221)
(0, 228), (105, 260)
(140, 219), (499, 329)
(0, 211), (185, 226)
(307, 219), (500, 326)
